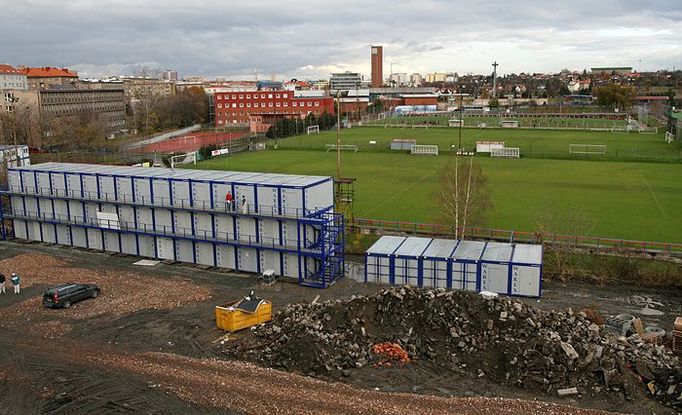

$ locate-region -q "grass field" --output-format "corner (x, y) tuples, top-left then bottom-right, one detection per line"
(188, 127), (682, 243)
(275, 126), (682, 162)
(365, 114), (629, 129)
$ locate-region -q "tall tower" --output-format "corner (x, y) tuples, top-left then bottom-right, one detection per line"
(492, 61), (499, 98)
(371, 45), (383, 88)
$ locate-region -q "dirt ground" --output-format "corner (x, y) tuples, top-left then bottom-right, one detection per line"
(0, 241), (679, 414)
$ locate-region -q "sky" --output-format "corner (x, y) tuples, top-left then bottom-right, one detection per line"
(2, 0), (681, 80)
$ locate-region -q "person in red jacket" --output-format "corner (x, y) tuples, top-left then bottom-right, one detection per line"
(225, 191), (233, 211)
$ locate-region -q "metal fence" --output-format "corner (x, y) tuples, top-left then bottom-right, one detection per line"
(351, 218), (682, 257)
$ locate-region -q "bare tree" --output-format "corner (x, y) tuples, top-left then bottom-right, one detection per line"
(437, 156), (492, 239)
(132, 67), (163, 134)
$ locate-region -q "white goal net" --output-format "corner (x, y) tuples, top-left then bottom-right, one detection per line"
(569, 144), (606, 155)
(410, 144), (439, 155)
(306, 125), (320, 134)
(490, 147), (520, 158)
(170, 151), (198, 168)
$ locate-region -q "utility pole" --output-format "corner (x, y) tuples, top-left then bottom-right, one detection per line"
(336, 90), (341, 178)
(492, 61), (499, 98)
(458, 85), (464, 152)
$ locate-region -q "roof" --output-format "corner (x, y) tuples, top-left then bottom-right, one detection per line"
(393, 237), (431, 257)
(11, 162), (331, 187)
(366, 236), (405, 255)
(20, 66), (78, 78)
(481, 242), (514, 262)
(512, 244), (542, 265)
(0, 64), (21, 75)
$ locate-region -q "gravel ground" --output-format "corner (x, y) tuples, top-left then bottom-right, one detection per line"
(0, 253), (213, 321)
(2, 329), (617, 415)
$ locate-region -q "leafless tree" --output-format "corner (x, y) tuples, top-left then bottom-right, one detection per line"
(437, 156), (492, 239)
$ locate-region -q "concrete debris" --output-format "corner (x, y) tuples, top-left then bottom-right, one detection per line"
(223, 287), (680, 408)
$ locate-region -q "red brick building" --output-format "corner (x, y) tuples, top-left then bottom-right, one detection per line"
(214, 90), (334, 126)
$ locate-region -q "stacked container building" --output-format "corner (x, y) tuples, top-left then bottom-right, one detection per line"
(0, 163), (344, 288)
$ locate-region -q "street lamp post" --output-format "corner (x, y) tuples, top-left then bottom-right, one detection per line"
(458, 86), (465, 153)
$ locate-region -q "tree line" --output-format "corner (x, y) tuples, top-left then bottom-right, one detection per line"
(265, 112), (336, 139)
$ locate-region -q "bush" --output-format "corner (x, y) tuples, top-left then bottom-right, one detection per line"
(199, 144), (218, 159)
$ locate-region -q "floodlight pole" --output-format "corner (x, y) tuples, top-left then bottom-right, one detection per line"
(458, 86), (464, 153)
(336, 90), (341, 178)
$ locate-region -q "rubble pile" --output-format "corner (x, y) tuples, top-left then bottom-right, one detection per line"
(225, 287), (680, 407)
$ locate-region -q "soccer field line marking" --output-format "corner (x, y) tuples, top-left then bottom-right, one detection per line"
(640, 173), (667, 219)
(362, 169), (438, 217)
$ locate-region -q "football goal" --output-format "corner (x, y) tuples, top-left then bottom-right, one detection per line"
(306, 125), (320, 134)
(170, 151), (198, 168)
(490, 147), (520, 158)
(569, 144), (606, 155)
(410, 144), (439, 155)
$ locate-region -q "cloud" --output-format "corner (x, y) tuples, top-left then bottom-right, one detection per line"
(3, 0), (681, 79)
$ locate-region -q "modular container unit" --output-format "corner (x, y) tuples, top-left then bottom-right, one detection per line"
(479, 242), (514, 295)
(1, 162), (344, 288)
(509, 244), (542, 297)
(421, 239), (458, 288)
(364, 236), (405, 284)
(392, 237), (432, 286)
(451, 240), (487, 292)
(365, 236), (542, 297)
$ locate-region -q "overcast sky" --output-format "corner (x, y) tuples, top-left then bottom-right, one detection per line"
(3, 0), (681, 80)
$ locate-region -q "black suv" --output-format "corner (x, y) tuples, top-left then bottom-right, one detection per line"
(43, 283), (101, 309)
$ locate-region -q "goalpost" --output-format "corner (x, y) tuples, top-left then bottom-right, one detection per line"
(410, 144), (439, 155)
(569, 144), (606, 155)
(170, 151), (198, 169)
(306, 125), (320, 135)
(490, 147), (520, 158)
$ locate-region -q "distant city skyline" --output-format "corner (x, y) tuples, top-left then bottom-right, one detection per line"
(3, 0), (681, 80)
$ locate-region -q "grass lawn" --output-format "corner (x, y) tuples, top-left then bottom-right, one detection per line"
(365, 114), (628, 129)
(190, 149), (682, 243)
(272, 127), (682, 163)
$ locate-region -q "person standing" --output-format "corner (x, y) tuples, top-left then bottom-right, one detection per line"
(10, 273), (20, 294)
(0, 273), (5, 294)
(225, 191), (233, 212)
(241, 195), (248, 214)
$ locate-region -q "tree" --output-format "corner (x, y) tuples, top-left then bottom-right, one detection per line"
(488, 98), (499, 108)
(593, 83), (635, 111)
(436, 156), (492, 239)
(370, 98), (384, 113)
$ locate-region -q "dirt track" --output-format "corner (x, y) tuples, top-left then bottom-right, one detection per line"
(0, 241), (679, 414)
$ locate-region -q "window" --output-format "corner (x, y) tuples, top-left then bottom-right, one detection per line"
(276, 94), (280, 98)
(276, 102), (280, 107)
(315, 102), (320, 106)
(217, 95), (222, 100)
(232, 103), (237, 108)
(239, 95), (243, 99)
(268, 94), (273, 99)
(307, 102), (312, 107)
(231, 95), (236, 99)
(283, 102), (288, 107)
(246, 94), (251, 99)
(247, 103), (251, 108)
(218, 120), (223, 125)
(218, 104), (222, 108)
(239, 103), (244, 108)
(293, 102), (297, 107)
(268, 102), (273, 107)
(261, 94), (265, 98)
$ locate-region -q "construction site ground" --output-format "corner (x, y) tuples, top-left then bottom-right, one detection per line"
(0, 242), (679, 415)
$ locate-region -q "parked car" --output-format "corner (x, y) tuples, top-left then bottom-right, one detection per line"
(42, 283), (100, 309)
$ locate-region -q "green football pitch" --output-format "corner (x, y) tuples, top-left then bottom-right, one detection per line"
(188, 127), (682, 243)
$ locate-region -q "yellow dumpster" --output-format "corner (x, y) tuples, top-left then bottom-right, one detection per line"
(215, 296), (272, 332)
